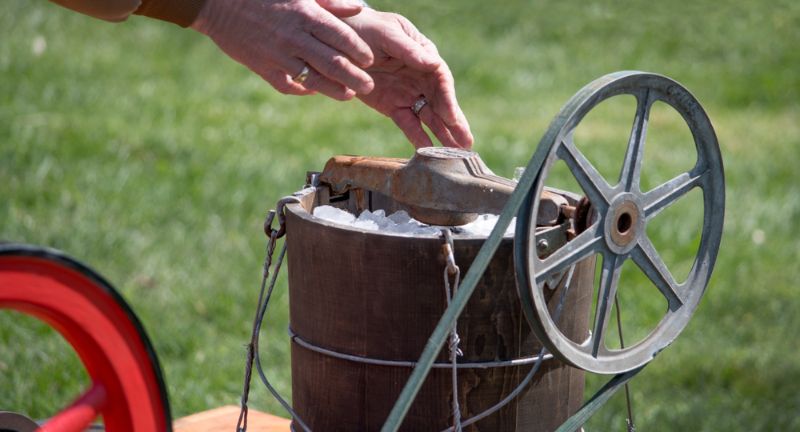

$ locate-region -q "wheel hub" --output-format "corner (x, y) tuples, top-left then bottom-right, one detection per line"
(604, 193), (645, 254)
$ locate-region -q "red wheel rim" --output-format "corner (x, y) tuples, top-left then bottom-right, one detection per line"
(0, 244), (172, 432)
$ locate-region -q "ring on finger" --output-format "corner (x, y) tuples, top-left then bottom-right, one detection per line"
(411, 96), (428, 116)
(292, 64), (310, 84)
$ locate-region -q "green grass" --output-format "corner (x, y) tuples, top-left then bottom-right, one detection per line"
(1, 0), (799, 429)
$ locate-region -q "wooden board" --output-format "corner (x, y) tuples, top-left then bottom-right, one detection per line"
(173, 405), (291, 432)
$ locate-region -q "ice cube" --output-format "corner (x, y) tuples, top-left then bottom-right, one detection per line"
(313, 205), (511, 238)
(313, 205), (355, 225)
(459, 214), (516, 237)
(353, 219), (379, 231)
(357, 209), (392, 229)
(387, 210), (412, 225)
(386, 221), (414, 234)
(414, 226), (441, 236)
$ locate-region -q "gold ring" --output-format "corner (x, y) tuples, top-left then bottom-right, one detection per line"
(292, 65), (310, 84)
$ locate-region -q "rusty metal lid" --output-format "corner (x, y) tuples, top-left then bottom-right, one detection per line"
(319, 147), (566, 226)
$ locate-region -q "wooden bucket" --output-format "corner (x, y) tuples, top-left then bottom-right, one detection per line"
(285, 188), (592, 431)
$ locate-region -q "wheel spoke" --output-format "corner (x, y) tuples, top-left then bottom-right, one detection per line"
(535, 223), (605, 285)
(631, 235), (684, 310)
(619, 89), (653, 192)
(591, 253), (624, 357)
(643, 168), (707, 220)
(557, 137), (613, 210)
(40, 382), (106, 432)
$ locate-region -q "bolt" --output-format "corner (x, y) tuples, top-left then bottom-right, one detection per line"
(536, 239), (549, 253)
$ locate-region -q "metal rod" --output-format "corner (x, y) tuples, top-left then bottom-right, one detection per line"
(615, 295), (636, 432)
(40, 382), (106, 432)
(555, 366), (646, 432)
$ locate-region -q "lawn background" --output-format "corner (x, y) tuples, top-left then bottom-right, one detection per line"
(2, 0), (799, 430)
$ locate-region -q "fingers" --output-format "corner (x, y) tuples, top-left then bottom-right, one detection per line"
(257, 56), (357, 101)
(391, 109), (434, 149)
(417, 105), (461, 148)
(375, 15), (469, 141)
(432, 86), (473, 147)
(296, 33), (374, 94)
(295, 63), (357, 100)
(262, 65), (361, 102)
(425, 67), (474, 148)
(316, 0), (363, 18)
(406, 92), (473, 148)
(389, 100), (470, 149)
(284, 56), (358, 100)
(194, 0), (376, 100)
(392, 16), (471, 145)
(414, 30), (441, 56)
(446, 115), (474, 149)
(311, 12), (374, 68)
(426, 67), (460, 126)
(260, 69), (316, 96)
(380, 27), (441, 73)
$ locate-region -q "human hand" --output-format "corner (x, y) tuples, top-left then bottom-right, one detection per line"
(342, 9), (473, 148)
(191, 0), (376, 100)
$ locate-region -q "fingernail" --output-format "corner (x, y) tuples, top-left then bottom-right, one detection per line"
(359, 77), (375, 95)
(358, 53), (375, 69)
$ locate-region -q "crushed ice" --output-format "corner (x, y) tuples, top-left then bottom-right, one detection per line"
(312, 205), (515, 237)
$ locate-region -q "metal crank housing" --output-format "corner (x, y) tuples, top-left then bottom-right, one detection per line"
(514, 71), (725, 374)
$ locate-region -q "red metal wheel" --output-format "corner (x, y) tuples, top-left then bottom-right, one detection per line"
(0, 244), (172, 431)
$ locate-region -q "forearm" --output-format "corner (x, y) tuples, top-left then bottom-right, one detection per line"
(49, 0), (206, 27)
(134, 0), (207, 27)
